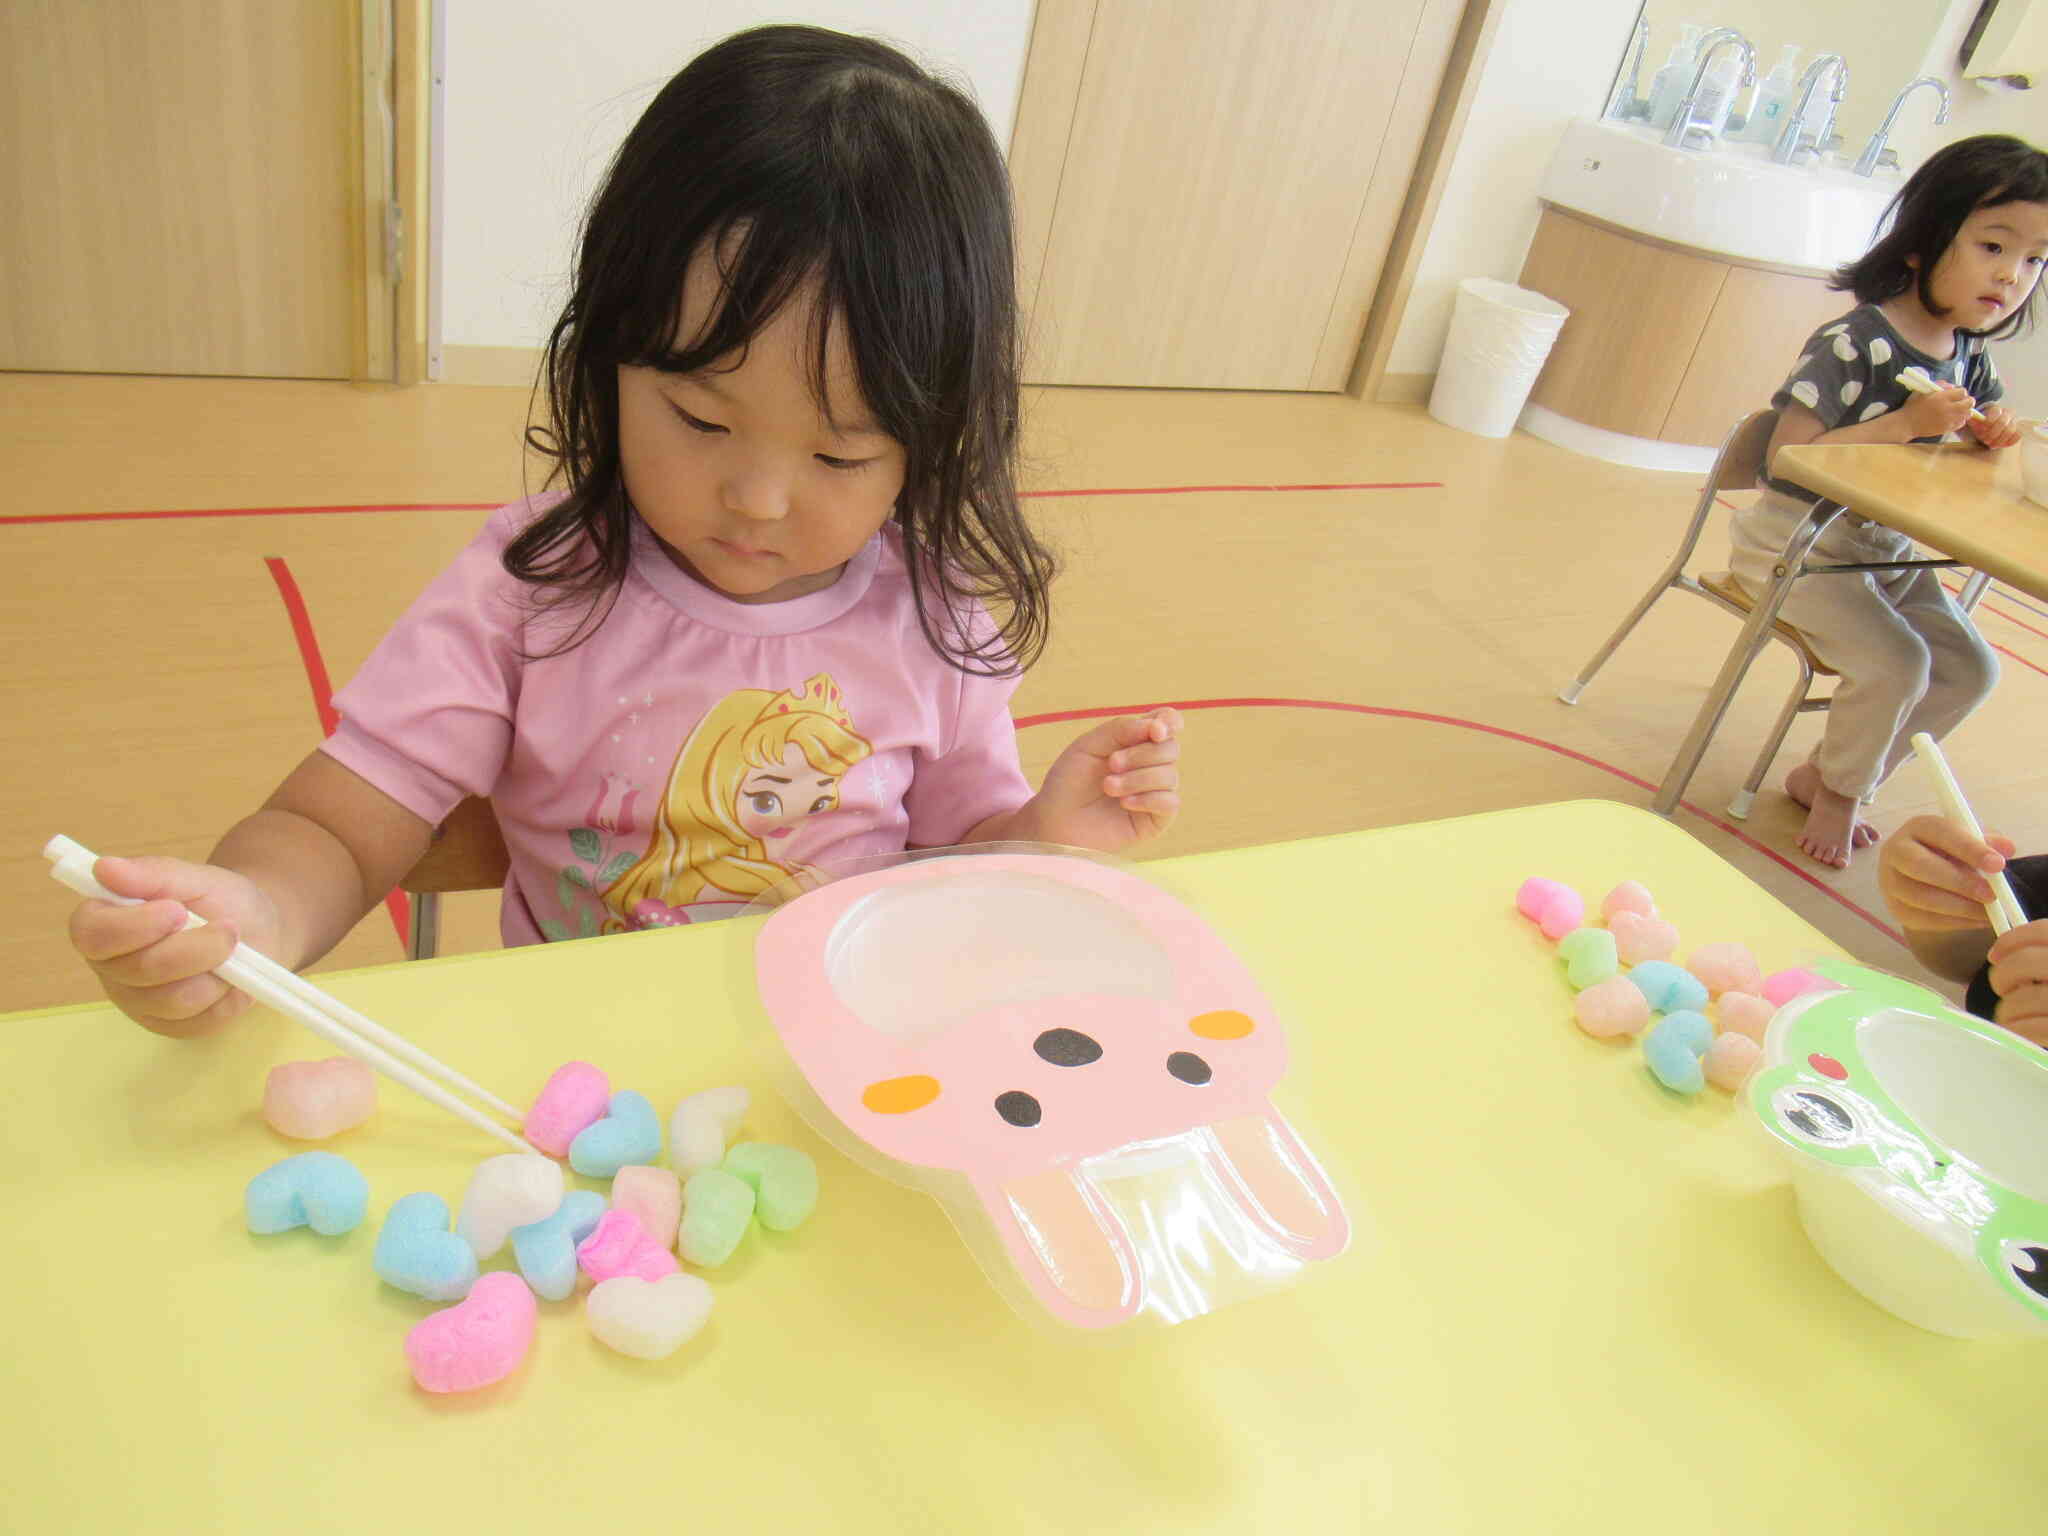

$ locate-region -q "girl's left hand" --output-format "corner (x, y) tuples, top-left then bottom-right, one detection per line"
(1968, 402), (2023, 449)
(1029, 707), (1183, 851)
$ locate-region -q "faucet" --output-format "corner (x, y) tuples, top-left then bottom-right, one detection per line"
(1772, 55), (1849, 165)
(1661, 28), (1757, 150)
(1853, 76), (1951, 176)
(1607, 14), (1650, 122)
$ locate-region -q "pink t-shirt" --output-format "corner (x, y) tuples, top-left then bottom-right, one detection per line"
(323, 498), (1031, 946)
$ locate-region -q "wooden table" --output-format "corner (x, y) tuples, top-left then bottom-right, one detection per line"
(5, 802), (2043, 1534)
(1652, 438), (2048, 813)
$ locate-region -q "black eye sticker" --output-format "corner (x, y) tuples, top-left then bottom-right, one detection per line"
(1034, 1029), (1102, 1066)
(995, 1091), (1042, 1127)
(1166, 1051), (1212, 1085)
(2003, 1241), (2048, 1303)
(1776, 1088), (1856, 1146)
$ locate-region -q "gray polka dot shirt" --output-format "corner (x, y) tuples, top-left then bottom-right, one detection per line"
(1763, 303), (2002, 499)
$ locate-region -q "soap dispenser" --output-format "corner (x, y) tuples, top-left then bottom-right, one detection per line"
(1742, 44), (1801, 144)
(1647, 23), (1703, 131)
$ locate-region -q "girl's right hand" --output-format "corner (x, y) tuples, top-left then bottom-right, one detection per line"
(1876, 814), (2014, 933)
(68, 856), (284, 1037)
(1901, 384), (1975, 439)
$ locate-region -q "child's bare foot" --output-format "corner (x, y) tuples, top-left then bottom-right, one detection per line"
(1784, 762), (1879, 868)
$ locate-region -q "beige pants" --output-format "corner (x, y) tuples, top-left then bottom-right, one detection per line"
(1730, 489), (1999, 801)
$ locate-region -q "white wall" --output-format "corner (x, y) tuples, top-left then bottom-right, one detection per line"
(1388, 0), (1641, 377)
(442, 1), (1036, 352)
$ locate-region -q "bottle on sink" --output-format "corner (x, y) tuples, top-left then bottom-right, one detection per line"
(1647, 23), (1704, 130)
(1687, 42), (1745, 143)
(1742, 43), (1801, 144)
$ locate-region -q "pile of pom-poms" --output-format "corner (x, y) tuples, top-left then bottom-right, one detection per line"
(243, 1059), (818, 1394)
(1517, 877), (1842, 1096)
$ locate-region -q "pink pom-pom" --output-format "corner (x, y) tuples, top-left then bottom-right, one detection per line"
(1686, 941), (1764, 999)
(576, 1208), (679, 1284)
(524, 1061), (611, 1158)
(1537, 888), (1585, 941)
(404, 1271), (536, 1394)
(1715, 991), (1774, 1043)
(1600, 881), (1657, 921)
(1703, 1032), (1762, 1092)
(262, 1057), (376, 1140)
(1610, 910), (1680, 966)
(1516, 879), (1585, 941)
(1574, 974), (1651, 1038)
(1762, 967), (1840, 1007)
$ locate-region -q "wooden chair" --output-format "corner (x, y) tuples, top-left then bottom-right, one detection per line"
(1556, 409), (1837, 820)
(398, 795), (509, 960)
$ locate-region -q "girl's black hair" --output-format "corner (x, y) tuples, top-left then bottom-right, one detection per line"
(1834, 133), (2048, 342)
(510, 24), (1055, 675)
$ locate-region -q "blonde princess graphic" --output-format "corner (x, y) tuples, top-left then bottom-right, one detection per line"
(601, 674), (872, 930)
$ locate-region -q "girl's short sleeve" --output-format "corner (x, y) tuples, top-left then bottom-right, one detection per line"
(320, 506), (530, 826)
(1771, 318), (1879, 433)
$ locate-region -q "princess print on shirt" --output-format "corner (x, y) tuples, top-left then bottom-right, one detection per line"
(600, 673), (873, 930)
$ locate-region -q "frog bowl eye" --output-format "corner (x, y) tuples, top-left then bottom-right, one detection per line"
(2001, 1240), (2048, 1305)
(1773, 1086), (1859, 1147)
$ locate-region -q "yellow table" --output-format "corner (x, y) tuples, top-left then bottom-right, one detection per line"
(5, 801), (2041, 1534)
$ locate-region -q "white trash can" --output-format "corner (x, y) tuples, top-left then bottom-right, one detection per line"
(1427, 278), (1570, 439)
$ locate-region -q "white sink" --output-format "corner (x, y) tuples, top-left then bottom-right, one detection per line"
(1539, 117), (1902, 273)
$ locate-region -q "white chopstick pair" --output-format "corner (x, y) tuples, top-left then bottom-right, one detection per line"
(1908, 735), (2028, 935)
(1896, 366), (1988, 424)
(44, 836), (532, 1152)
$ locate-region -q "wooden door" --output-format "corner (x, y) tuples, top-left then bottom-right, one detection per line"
(1010, 0), (1465, 391)
(0, 1), (382, 380)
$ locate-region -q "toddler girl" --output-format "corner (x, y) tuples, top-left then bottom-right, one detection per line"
(1731, 134), (2048, 867)
(70, 25), (1183, 1032)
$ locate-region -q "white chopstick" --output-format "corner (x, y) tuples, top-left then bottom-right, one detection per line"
(45, 836), (531, 1152)
(1897, 366), (1987, 423)
(1908, 735), (2028, 935)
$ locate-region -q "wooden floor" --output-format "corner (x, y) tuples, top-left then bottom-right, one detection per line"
(7, 370), (2047, 1016)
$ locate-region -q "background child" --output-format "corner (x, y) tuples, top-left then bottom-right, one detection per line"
(1878, 814), (2048, 1048)
(67, 25), (1183, 1035)
(1729, 135), (2048, 869)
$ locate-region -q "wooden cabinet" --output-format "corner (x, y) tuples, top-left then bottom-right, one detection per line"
(1517, 205), (1849, 448)
(1008, 0), (1469, 391)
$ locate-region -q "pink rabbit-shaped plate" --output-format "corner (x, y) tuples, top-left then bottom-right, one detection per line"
(752, 849), (1351, 1329)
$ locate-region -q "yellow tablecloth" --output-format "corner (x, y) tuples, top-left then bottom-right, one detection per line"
(4, 801), (2040, 1533)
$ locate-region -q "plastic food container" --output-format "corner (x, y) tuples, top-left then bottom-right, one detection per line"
(1749, 961), (2048, 1338)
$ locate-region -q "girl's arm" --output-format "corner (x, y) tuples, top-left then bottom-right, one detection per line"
(70, 751), (433, 1035)
(1769, 388), (1975, 462)
(215, 750), (436, 970)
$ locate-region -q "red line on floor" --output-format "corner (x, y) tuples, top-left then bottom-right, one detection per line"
(1022, 481), (1441, 498)
(1014, 696), (1907, 947)
(263, 557), (411, 946)
(4, 482), (1438, 526)
(1, 502), (499, 526)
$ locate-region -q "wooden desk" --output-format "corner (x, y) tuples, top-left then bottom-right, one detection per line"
(4, 802), (2042, 1534)
(1652, 439), (2048, 813)
(1773, 440), (2048, 603)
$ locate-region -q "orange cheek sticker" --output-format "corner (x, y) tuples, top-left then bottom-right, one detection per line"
(861, 1075), (942, 1114)
(1189, 1010), (1255, 1040)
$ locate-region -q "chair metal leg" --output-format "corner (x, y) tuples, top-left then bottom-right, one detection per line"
(1728, 653), (1815, 820)
(407, 891), (440, 962)
(1956, 569), (1992, 613)
(1652, 501), (1845, 816)
(1557, 562), (1687, 704)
